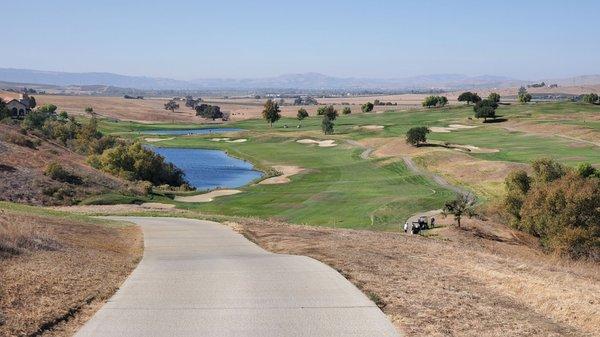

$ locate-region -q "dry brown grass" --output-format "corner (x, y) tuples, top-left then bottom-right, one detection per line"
(0, 124), (126, 205)
(225, 216), (600, 337)
(0, 209), (142, 336)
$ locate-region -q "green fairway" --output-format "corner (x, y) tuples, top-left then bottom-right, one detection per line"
(96, 102), (600, 230)
(157, 135), (454, 230)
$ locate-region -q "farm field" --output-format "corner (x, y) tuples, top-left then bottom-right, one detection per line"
(97, 101), (600, 229)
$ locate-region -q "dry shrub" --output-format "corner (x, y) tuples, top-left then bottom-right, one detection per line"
(3, 133), (39, 149)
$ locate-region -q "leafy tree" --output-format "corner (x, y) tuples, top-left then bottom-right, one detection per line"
(23, 109), (52, 129)
(582, 93), (599, 104)
(321, 116), (334, 134)
(316, 106), (327, 115)
(85, 106), (94, 114)
(576, 162), (599, 178)
(518, 87), (532, 103)
(405, 126), (430, 146)
(438, 96), (448, 107)
(442, 193), (475, 228)
(0, 98), (9, 119)
(422, 96), (439, 108)
(488, 92), (501, 103)
(318, 105), (338, 121)
(475, 106), (496, 121)
(519, 172), (600, 259)
(96, 142), (187, 187)
(297, 108), (308, 126)
(458, 92), (481, 105)
(164, 100), (179, 112)
(38, 104), (58, 114)
(504, 169), (532, 223)
(361, 102), (374, 113)
(531, 158), (566, 183)
(342, 107), (351, 115)
(195, 104), (223, 120)
(262, 99), (281, 127)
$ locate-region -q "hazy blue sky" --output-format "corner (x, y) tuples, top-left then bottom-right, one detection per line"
(2, 0), (598, 80)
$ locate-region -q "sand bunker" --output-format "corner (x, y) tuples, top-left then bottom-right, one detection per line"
(145, 137), (175, 142)
(174, 189), (242, 203)
(356, 125), (384, 131)
(296, 139), (337, 147)
(259, 165), (305, 185)
(210, 138), (248, 143)
(454, 144), (500, 153)
(430, 124), (478, 133)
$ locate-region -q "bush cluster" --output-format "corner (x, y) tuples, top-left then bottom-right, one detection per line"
(504, 158), (600, 260)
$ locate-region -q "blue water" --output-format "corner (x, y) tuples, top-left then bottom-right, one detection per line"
(151, 147), (262, 190)
(142, 128), (243, 135)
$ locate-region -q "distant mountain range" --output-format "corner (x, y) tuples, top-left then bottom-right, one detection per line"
(1, 67), (599, 91)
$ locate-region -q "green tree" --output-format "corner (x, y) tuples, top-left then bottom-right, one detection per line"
(531, 158), (566, 183)
(262, 99), (281, 127)
(405, 126), (430, 146)
(361, 102), (374, 112)
(488, 92), (501, 103)
(576, 162), (599, 178)
(342, 107), (351, 115)
(582, 93), (599, 104)
(321, 116), (334, 134)
(319, 105), (338, 121)
(518, 87), (532, 103)
(317, 105), (328, 115)
(0, 98), (9, 119)
(442, 193), (475, 228)
(296, 108), (308, 126)
(422, 96), (439, 108)
(458, 92), (481, 105)
(504, 169), (531, 223)
(164, 100), (179, 112)
(38, 104), (58, 114)
(85, 106), (94, 114)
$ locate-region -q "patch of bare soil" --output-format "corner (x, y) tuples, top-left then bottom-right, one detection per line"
(226, 217), (600, 337)
(51, 203), (183, 215)
(500, 120), (600, 146)
(174, 189), (242, 202)
(258, 165), (305, 185)
(0, 209), (143, 336)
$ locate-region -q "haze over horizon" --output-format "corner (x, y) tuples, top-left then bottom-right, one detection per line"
(2, 0), (599, 81)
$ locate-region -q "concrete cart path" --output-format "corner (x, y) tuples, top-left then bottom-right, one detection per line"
(75, 217), (400, 337)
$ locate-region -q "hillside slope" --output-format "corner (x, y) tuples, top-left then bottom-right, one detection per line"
(0, 124), (127, 205)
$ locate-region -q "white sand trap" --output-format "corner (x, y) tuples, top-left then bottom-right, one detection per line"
(454, 144), (500, 153)
(175, 189), (242, 203)
(259, 165), (305, 185)
(140, 202), (176, 209)
(356, 125), (384, 131)
(430, 124), (478, 133)
(145, 137), (175, 142)
(297, 139), (337, 147)
(210, 138), (247, 143)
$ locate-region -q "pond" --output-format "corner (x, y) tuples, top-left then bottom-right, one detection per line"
(151, 147), (262, 191)
(142, 128), (243, 135)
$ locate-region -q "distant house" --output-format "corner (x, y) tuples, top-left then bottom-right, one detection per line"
(3, 93), (35, 118)
(6, 99), (29, 118)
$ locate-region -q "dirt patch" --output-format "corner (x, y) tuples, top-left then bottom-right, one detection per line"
(52, 203), (184, 215)
(0, 208), (143, 337)
(259, 165), (305, 185)
(452, 144), (500, 153)
(144, 137), (174, 143)
(296, 139), (337, 147)
(225, 217), (599, 337)
(430, 124), (478, 133)
(174, 189), (242, 202)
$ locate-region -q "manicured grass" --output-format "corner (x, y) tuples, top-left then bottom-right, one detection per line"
(95, 102), (600, 229)
(159, 136), (453, 230)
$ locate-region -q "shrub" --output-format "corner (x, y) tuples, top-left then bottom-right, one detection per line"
(361, 102), (374, 112)
(321, 116), (334, 135)
(4, 133), (38, 149)
(44, 162), (82, 184)
(342, 107), (351, 115)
